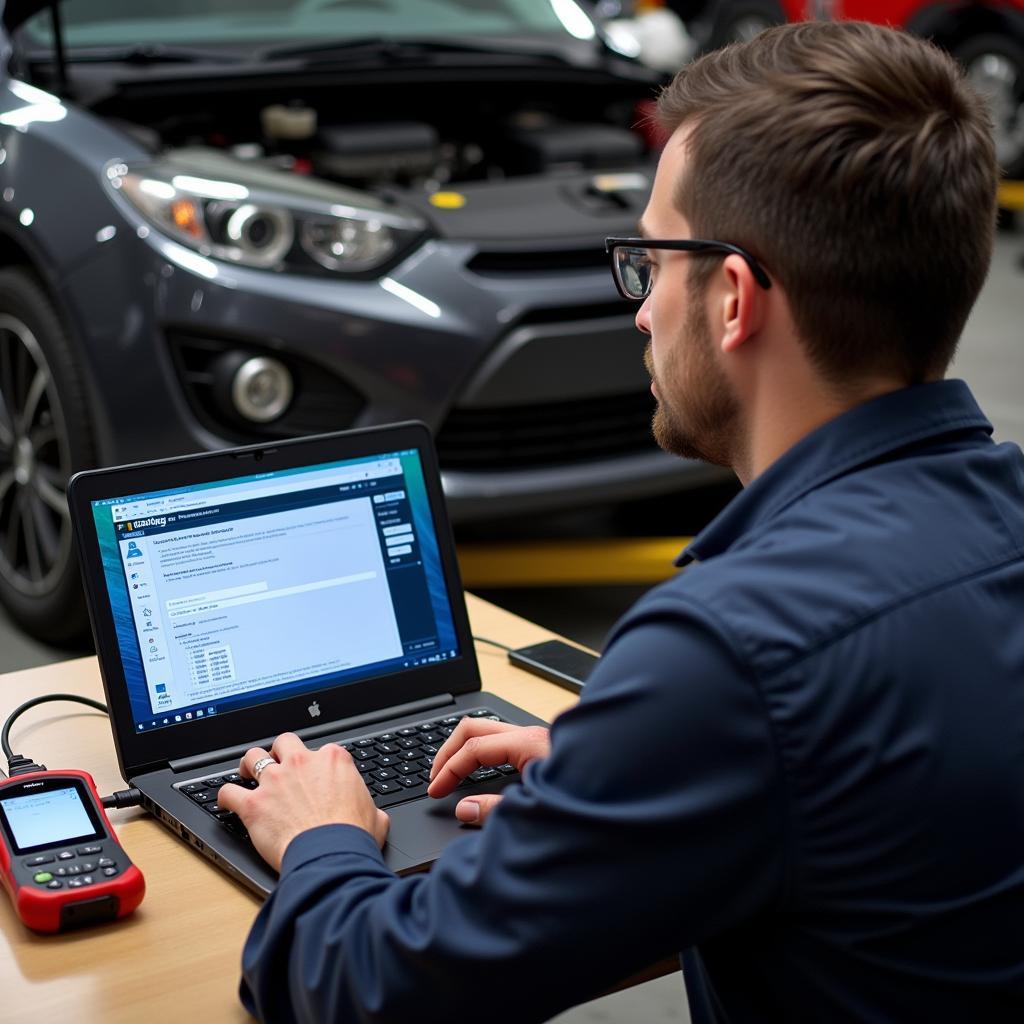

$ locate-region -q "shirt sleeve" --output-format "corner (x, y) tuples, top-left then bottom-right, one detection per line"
(239, 594), (787, 1024)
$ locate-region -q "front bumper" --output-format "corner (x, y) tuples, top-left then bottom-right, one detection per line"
(61, 224), (710, 521)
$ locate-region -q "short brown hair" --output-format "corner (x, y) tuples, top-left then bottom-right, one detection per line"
(656, 21), (998, 385)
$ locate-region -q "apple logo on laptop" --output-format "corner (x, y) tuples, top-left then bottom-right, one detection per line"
(308, 701), (321, 718)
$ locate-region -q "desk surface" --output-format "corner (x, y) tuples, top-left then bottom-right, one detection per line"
(0, 594), (582, 1023)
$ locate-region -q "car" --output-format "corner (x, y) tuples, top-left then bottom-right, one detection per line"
(664, 1), (1024, 176)
(0, 0), (729, 644)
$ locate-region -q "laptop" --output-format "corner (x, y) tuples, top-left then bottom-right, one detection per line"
(68, 421), (543, 897)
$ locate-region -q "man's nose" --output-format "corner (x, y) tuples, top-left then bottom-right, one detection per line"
(635, 296), (652, 336)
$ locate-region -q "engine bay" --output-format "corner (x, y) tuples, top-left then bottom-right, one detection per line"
(115, 91), (652, 195)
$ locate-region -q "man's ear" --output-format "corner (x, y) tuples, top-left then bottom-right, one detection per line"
(719, 254), (766, 354)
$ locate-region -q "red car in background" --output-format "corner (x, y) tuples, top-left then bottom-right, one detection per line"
(670, 1), (1024, 175)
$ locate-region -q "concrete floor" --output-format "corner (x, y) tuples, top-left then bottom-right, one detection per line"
(0, 230), (1020, 1023)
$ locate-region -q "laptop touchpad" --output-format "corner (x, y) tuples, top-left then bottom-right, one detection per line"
(385, 792), (473, 861)
(385, 776), (520, 863)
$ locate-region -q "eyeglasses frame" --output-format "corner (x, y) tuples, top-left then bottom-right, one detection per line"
(604, 237), (772, 301)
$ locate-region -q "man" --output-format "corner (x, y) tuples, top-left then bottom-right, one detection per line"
(218, 21), (1024, 1022)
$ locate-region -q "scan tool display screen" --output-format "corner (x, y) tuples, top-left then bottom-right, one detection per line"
(89, 450), (459, 734)
(0, 783), (103, 854)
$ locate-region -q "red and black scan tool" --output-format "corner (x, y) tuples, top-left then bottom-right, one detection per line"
(0, 770), (144, 933)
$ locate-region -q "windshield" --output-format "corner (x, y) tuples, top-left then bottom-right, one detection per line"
(24, 0), (594, 50)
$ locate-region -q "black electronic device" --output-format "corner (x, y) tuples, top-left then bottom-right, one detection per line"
(0, 770), (145, 933)
(507, 640), (599, 694)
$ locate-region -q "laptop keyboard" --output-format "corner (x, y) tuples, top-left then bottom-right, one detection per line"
(175, 708), (519, 841)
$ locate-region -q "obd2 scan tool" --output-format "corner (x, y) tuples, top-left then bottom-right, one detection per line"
(1, 695), (145, 934)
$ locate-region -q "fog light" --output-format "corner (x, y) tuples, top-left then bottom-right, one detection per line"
(231, 356), (293, 422)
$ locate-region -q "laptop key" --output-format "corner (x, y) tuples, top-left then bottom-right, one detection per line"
(397, 737), (420, 750)
(352, 749), (378, 762)
(373, 781), (401, 795)
(204, 776), (224, 788)
(190, 791), (214, 803)
(397, 763), (419, 775)
(496, 764), (518, 775)
(183, 783), (205, 794)
(354, 738), (375, 748)
(376, 755), (398, 767)
(371, 768), (397, 781)
(375, 783), (429, 809)
(400, 750), (421, 761)
(398, 727), (419, 737)
(469, 768), (500, 782)
(398, 776), (421, 788)
(375, 743), (398, 755)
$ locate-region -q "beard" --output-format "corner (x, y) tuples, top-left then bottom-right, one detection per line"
(643, 298), (739, 468)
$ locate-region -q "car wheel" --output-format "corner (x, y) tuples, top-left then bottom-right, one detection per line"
(705, 0), (786, 51)
(954, 33), (1024, 180)
(0, 268), (94, 646)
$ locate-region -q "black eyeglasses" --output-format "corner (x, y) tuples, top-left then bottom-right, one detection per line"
(605, 237), (772, 301)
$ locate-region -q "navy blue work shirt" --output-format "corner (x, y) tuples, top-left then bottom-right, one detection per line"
(240, 379), (1024, 1023)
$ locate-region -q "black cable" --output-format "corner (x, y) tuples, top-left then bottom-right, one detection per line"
(102, 788), (143, 810)
(2, 693), (109, 762)
(1, 694), (143, 807)
(472, 634), (514, 653)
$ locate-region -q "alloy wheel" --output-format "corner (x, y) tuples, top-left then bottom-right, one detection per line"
(0, 313), (72, 598)
(965, 52), (1024, 172)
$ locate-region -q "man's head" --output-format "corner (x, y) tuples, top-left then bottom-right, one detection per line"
(634, 21), (998, 472)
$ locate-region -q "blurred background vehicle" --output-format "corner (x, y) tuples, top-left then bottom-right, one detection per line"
(644, 0), (1024, 176)
(0, 0), (734, 644)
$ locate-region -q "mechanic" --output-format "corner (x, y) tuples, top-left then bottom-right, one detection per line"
(217, 21), (1024, 1022)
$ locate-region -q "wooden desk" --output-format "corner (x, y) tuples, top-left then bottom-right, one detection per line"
(0, 595), (582, 1023)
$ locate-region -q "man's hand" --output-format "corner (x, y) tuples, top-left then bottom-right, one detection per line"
(427, 718), (550, 825)
(218, 733), (389, 872)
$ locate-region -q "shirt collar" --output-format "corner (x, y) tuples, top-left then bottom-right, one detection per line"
(676, 379), (993, 567)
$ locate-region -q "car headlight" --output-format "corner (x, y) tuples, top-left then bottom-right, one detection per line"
(107, 148), (427, 275)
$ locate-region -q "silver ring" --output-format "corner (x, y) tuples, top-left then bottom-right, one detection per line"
(252, 756), (276, 782)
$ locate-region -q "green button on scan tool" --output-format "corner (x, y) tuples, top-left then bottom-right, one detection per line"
(34, 871), (53, 884)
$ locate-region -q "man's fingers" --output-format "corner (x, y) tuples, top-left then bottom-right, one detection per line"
(216, 781), (249, 814)
(427, 734), (514, 797)
(270, 732), (307, 763)
(240, 746), (275, 780)
(455, 793), (503, 826)
(430, 718), (519, 782)
(373, 809), (390, 848)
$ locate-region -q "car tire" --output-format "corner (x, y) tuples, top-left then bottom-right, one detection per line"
(0, 268), (94, 646)
(704, 0), (786, 51)
(953, 33), (1024, 180)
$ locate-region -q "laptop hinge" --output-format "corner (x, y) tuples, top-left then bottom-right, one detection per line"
(168, 694), (455, 775)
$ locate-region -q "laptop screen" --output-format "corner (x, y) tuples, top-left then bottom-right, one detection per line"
(88, 447), (459, 736)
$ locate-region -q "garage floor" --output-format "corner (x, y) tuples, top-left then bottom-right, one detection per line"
(0, 230), (1020, 1023)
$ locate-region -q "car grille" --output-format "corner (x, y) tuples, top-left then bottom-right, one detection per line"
(436, 390), (657, 470)
(467, 247), (610, 274)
